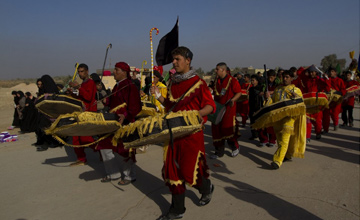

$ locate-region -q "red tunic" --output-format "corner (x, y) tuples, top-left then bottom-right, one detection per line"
(75, 78), (97, 112)
(237, 82), (251, 124)
(212, 74), (241, 142)
(97, 79), (142, 158)
(329, 77), (346, 96)
(342, 80), (359, 107)
(301, 76), (330, 93)
(71, 78), (97, 160)
(162, 75), (215, 193)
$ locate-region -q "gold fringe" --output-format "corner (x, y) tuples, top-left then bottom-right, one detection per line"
(168, 80), (203, 102)
(213, 134), (235, 142)
(190, 151), (204, 186)
(112, 110), (202, 147)
(45, 111), (118, 134)
(136, 106), (158, 117)
(109, 103), (127, 113)
(251, 101), (306, 130)
(51, 133), (112, 148)
(326, 89), (343, 107)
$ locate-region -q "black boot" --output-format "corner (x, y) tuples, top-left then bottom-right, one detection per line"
(158, 194), (186, 220)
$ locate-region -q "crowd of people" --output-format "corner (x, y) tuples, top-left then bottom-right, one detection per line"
(8, 46), (359, 220)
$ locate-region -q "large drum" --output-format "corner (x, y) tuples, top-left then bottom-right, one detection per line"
(303, 92), (328, 114)
(251, 97), (306, 129)
(326, 89), (343, 105)
(45, 112), (121, 137)
(344, 85), (360, 100)
(237, 89), (249, 102)
(112, 110), (203, 149)
(35, 94), (84, 118)
(208, 101), (226, 125)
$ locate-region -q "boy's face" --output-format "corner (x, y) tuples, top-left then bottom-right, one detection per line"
(346, 73), (352, 80)
(268, 75), (276, 83)
(282, 75), (293, 86)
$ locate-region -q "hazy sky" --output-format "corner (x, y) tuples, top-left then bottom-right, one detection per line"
(1, 0), (359, 80)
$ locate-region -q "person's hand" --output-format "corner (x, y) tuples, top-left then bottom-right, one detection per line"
(150, 86), (159, 95)
(69, 81), (79, 88)
(259, 92), (264, 96)
(229, 99), (235, 107)
(118, 114), (125, 125)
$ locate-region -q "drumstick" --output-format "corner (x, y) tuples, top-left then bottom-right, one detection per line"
(72, 63), (79, 82)
(101, 43), (112, 82)
(86, 84), (130, 111)
(149, 27), (159, 86)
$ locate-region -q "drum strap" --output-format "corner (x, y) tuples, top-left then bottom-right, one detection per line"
(165, 79), (200, 169)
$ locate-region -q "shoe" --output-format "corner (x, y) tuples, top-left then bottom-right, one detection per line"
(32, 142), (44, 146)
(283, 157), (292, 162)
(268, 143), (276, 148)
(258, 143), (266, 147)
(231, 149), (239, 157)
(101, 176), (120, 183)
(7, 126), (14, 130)
(210, 153), (223, 159)
(340, 123), (347, 127)
(118, 179), (136, 186)
(199, 184), (214, 206)
(36, 146), (48, 151)
(248, 136), (257, 140)
(157, 212), (184, 220)
(306, 138), (311, 144)
(322, 130), (328, 134)
(334, 125), (339, 131)
(316, 134), (321, 139)
(349, 123), (354, 127)
(69, 160), (87, 166)
(271, 162), (279, 169)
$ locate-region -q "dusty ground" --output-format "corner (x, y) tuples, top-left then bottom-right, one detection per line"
(0, 84), (359, 220)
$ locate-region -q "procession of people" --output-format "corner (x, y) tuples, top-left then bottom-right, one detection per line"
(7, 46), (360, 219)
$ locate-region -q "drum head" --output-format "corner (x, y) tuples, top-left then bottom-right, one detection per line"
(35, 94), (84, 118)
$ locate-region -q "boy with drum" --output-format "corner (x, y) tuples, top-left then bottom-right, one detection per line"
(151, 46), (216, 220)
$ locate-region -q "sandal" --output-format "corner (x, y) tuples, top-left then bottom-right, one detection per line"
(100, 176), (119, 183)
(118, 179), (136, 186)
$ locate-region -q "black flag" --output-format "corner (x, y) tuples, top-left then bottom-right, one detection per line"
(156, 17), (179, 66)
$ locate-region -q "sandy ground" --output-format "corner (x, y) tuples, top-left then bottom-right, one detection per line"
(0, 85), (359, 220)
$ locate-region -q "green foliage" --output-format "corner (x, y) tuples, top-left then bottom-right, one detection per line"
(320, 54), (346, 72)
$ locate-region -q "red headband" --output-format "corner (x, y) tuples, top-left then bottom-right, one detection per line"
(115, 62), (130, 73)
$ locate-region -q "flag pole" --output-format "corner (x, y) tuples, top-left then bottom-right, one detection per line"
(150, 27), (159, 86)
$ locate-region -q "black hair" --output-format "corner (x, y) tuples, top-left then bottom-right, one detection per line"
(267, 69), (276, 77)
(171, 46), (193, 61)
(289, 67), (297, 74)
(78, 63), (89, 71)
(282, 70), (294, 78)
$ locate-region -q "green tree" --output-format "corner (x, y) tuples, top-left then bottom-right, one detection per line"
(320, 54), (346, 72)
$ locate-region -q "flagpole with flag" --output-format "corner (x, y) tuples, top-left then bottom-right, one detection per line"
(155, 17), (179, 75)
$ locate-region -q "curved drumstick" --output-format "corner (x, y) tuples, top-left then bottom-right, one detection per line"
(149, 28), (159, 85)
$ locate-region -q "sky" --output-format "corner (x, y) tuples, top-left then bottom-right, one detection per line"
(1, 0), (359, 80)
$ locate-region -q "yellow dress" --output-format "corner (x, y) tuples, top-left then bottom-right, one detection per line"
(267, 84), (306, 167)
